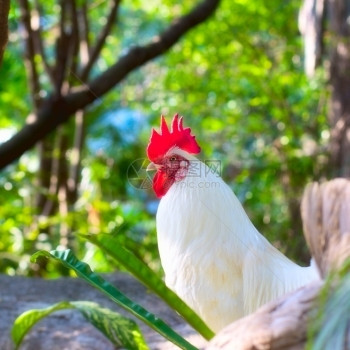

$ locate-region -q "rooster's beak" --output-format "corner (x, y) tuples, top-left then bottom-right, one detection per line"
(146, 162), (159, 171)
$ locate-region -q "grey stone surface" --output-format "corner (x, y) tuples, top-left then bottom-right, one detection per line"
(0, 273), (207, 350)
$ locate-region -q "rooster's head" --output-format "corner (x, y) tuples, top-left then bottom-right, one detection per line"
(146, 114), (201, 198)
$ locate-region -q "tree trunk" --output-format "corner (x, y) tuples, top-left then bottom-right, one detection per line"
(328, 0), (350, 177)
(299, 0), (350, 177)
(0, 0), (10, 65)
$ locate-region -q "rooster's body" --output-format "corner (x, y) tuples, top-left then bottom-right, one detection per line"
(147, 115), (319, 332)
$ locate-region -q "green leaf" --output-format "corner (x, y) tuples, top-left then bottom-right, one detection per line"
(31, 249), (199, 350)
(309, 259), (350, 350)
(12, 301), (71, 348)
(82, 233), (215, 340)
(11, 300), (148, 350)
(72, 301), (149, 350)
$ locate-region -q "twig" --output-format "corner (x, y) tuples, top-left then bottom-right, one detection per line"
(32, 0), (55, 85)
(66, 0), (80, 78)
(54, 0), (70, 95)
(67, 109), (85, 203)
(18, 0), (42, 109)
(78, 2), (90, 66)
(79, 0), (121, 80)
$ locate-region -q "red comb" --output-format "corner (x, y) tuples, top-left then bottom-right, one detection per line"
(147, 114), (201, 162)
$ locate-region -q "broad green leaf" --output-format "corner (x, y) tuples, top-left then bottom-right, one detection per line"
(12, 300), (148, 350)
(31, 250), (199, 350)
(82, 233), (215, 340)
(12, 301), (71, 348)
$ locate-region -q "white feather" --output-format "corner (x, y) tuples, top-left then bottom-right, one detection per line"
(156, 149), (320, 332)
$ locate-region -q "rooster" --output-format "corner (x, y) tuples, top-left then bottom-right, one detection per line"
(146, 114), (319, 332)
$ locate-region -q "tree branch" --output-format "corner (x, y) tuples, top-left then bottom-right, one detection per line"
(18, 0), (42, 109)
(53, 0), (70, 95)
(79, 0), (121, 80)
(32, 0), (55, 85)
(77, 2), (90, 67)
(67, 109), (85, 203)
(0, 0), (220, 169)
(298, 0), (325, 77)
(66, 0), (80, 79)
(0, 0), (10, 65)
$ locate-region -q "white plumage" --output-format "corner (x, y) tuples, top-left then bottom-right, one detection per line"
(156, 148), (319, 332)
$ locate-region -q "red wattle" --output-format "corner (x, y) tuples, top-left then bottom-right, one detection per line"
(153, 171), (175, 198)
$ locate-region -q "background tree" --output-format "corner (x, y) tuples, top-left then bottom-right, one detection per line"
(299, 0), (350, 176)
(0, 0), (10, 64)
(0, 0), (333, 276)
(0, 0), (220, 275)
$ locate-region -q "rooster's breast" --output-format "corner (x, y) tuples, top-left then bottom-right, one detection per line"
(156, 172), (244, 331)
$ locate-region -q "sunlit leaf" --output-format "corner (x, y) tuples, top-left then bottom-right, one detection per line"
(12, 301), (71, 348)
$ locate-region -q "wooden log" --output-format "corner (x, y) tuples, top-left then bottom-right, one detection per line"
(301, 178), (350, 277)
(206, 281), (322, 350)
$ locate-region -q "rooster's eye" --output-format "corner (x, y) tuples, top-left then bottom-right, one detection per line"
(169, 156), (177, 161)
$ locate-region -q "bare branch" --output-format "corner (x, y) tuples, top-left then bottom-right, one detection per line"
(79, 0), (121, 80)
(35, 139), (54, 209)
(66, 0), (80, 78)
(78, 3), (90, 66)
(298, 0), (325, 77)
(0, 0), (221, 169)
(40, 127), (68, 217)
(56, 129), (70, 247)
(18, 0), (42, 109)
(67, 110), (85, 203)
(0, 0), (10, 65)
(53, 0), (70, 94)
(32, 0), (55, 85)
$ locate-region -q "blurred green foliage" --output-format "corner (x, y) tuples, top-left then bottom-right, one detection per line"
(307, 259), (350, 350)
(0, 0), (329, 277)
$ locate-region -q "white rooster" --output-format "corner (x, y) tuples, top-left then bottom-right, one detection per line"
(146, 114), (319, 332)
